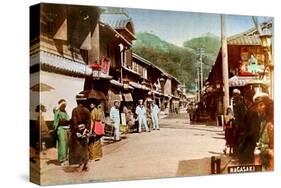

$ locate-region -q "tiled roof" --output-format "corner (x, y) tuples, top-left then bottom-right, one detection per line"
(30, 51), (92, 76)
(228, 35), (261, 46)
(100, 13), (133, 30)
(227, 19), (273, 46)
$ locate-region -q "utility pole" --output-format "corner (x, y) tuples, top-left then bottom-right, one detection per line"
(197, 69), (200, 102)
(221, 15), (230, 113)
(196, 48), (205, 102)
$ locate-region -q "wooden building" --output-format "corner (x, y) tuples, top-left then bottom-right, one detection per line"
(30, 4), (100, 120)
(205, 21), (272, 117)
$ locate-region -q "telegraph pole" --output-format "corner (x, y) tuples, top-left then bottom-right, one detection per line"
(196, 48), (205, 102)
(221, 15), (230, 112)
(197, 68), (200, 102)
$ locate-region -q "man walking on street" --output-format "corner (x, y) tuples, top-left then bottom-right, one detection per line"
(151, 100), (160, 130)
(110, 100), (121, 141)
(136, 99), (149, 133)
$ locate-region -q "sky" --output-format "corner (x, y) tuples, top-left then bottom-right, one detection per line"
(125, 8), (271, 46)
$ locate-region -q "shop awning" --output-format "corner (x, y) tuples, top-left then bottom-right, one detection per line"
(79, 89), (107, 100)
(129, 81), (150, 90)
(123, 84), (134, 90)
(110, 79), (123, 88)
(123, 93), (133, 102)
(229, 76), (269, 87)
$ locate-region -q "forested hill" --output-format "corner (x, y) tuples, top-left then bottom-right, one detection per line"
(132, 32), (220, 93)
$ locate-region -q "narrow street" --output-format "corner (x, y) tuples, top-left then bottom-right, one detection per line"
(36, 112), (233, 185)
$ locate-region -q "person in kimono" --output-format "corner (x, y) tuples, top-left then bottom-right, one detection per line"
(89, 102), (105, 161)
(151, 100), (160, 130)
(53, 99), (70, 166)
(135, 99), (149, 133)
(110, 100), (121, 141)
(232, 89), (247, 156)
(69, 95), (91, 172)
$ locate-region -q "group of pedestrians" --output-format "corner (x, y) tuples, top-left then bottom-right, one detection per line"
(51, 95), (161, 172)
(223, 89), (274, 170)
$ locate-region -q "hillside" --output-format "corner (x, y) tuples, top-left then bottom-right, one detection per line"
(132, 32), (220, 93)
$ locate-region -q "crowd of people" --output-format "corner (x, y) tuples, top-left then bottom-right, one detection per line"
(223, 89), (274, 170)
(50, 95), (161, 172)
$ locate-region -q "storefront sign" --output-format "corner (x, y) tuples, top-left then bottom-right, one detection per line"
(100, 56), (111, 76)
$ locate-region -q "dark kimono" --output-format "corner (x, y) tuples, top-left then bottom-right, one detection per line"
(238, 107), (260, 164)
(232, 95), (247, 154)
(69, 104), (91, 165)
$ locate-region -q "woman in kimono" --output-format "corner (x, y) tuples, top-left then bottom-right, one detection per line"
(53, 99), (70, 166)
(69, 95), (91, 172)
(89, 102), (105, 161)
(223, 107), (234, 155)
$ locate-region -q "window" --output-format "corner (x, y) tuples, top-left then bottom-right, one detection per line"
(143, 68), (147, 79)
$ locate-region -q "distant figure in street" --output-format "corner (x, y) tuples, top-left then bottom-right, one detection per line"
(186, 102), (196, 122)
(53, 99), (70, 166)
(135, 99), (149, 133)
(151, 100), (160, 130)
(69, 95), (91, 172)
(223, 107), (235, 155)
(110, 100), (121, 141)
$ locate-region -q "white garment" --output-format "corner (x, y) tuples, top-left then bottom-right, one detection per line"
(135, 105), (149, 132)
(110, 106), (120, 140)
(151, 104), (160, 129)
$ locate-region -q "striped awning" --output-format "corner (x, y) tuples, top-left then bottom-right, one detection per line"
(229, 76), (269, 87)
